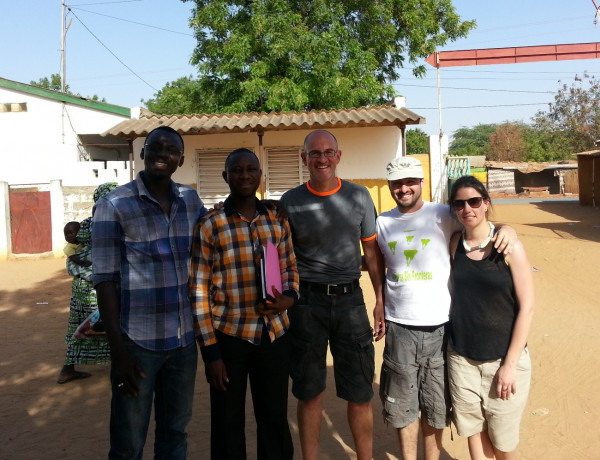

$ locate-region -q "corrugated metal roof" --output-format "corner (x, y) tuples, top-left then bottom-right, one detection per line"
(485, 160), (577, 173)
(576, 149), (600, 157)
(103, 104), (425, 139)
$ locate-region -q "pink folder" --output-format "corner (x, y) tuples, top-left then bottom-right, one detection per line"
(261, 240), (282, 301)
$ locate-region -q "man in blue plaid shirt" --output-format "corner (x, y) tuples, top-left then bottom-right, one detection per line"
(92, 126), (207, 460)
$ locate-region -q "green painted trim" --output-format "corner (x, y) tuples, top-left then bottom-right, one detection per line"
(0, 78), (130, 116)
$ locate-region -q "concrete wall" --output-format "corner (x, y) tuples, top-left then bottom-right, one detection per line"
(63, 186), (97, 223)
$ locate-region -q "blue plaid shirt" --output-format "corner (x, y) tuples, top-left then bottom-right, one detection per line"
(92, 172), (207, 351)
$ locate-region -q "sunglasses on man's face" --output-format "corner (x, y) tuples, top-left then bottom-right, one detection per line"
(451, 196), (484, 211)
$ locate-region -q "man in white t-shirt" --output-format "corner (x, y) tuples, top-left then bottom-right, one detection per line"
(376, 157), (515, 460)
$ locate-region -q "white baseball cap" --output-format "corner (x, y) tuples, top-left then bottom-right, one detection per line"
(386, 156), (424, 181)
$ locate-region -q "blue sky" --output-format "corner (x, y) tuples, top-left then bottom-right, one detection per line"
(2, 0), (600, 138)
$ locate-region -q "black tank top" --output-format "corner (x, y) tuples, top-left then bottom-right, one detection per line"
(450, 242), (517, 361)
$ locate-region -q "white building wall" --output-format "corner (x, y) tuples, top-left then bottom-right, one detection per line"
(334, 127), (402, 178)
(0, 86), (130, 186)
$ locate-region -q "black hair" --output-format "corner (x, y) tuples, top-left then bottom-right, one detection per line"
(145, 126), (184, 149)
(64, 221), (80, 230)
(224, 148), (259, 171)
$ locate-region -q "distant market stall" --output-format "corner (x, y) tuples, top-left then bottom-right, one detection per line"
(485, 161), (578, 196)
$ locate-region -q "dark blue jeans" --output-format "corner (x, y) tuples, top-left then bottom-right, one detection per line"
(109, 336), (198, 460)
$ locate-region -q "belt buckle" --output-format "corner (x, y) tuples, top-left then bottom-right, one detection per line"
(326, 284), (337, 296)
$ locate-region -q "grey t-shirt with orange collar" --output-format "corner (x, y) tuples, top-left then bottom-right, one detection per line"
(281, 178), (377, 285)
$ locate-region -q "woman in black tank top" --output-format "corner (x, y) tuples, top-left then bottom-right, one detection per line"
(447, 176), (535, 460)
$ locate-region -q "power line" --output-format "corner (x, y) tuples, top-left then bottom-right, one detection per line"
(65, 6), (158, 92)
(393, 82), (553, 94)
(410, 103), (548, 110)
(69, 0), (143, 6)
(70, 6), (194, 37)
(465, 15), (589, 34)
(456, 27), (596, 47)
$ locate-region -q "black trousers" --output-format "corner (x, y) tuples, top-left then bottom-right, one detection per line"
(210, 328), (293, 460)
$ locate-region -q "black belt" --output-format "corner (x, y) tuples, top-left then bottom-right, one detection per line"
(401, 323), (445, 333)
(300, 280), (359, 296)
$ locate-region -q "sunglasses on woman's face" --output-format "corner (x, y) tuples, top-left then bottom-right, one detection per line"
(451, 196), (484, 211)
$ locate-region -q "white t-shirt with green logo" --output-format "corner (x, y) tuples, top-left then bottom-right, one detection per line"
(376, 202), (461, 326)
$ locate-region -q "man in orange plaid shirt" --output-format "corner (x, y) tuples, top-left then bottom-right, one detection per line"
(190, 148), (299, 460)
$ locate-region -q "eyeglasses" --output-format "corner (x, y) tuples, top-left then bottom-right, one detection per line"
(144, 143), (182, 157)
(306, 149), (338, 159)
(451, 197), (484, 211)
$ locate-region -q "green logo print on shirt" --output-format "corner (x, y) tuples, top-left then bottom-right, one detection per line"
(389, 231), (434, 281)
(404, 249), (417, 266)
(388, 241), (397, 255)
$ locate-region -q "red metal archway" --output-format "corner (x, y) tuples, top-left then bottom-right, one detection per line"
(423, 41), (600, 139)
(426, 42), (600, 68)
(422, 41), (600, 202)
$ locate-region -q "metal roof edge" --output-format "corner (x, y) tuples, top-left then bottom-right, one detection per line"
(102, 103), (426, 138)
(0, 77), (130, 117)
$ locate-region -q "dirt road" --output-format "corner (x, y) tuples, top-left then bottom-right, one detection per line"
(1, 201), (599, 459)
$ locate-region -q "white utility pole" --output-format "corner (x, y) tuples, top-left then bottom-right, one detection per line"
(436, 52), (443, 142)
(61, 1), (66, 93)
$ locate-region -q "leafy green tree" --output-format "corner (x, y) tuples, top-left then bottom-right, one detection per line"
(30, 74), (68, 93)
(450, 122), (571, 162)
(144, 76), (209, 114)
(532, 73), (600, 154)
(30, 73), (105, 102)
(406, 128), (429, 155)
(145, 0), (475, 113)
(449, 124), (496, 157)
(522, 126), (570, 162)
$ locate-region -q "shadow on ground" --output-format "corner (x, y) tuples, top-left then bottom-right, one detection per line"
(0, 259), (459, 459)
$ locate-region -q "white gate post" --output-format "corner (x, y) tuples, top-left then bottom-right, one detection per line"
(0, 182), (10, 260)
(429, 135), (449, 203)
(50, 180), (65, 258)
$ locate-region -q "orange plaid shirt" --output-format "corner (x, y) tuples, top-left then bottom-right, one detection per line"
(190, 198), (299, 354)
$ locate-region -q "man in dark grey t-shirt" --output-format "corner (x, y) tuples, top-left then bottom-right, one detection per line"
(281, 129), (385, 460)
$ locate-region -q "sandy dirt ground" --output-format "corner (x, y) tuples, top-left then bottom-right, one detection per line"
(1, 201), (599, 460)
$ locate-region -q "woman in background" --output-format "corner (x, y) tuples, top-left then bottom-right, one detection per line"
(56, 182), (118, 384)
